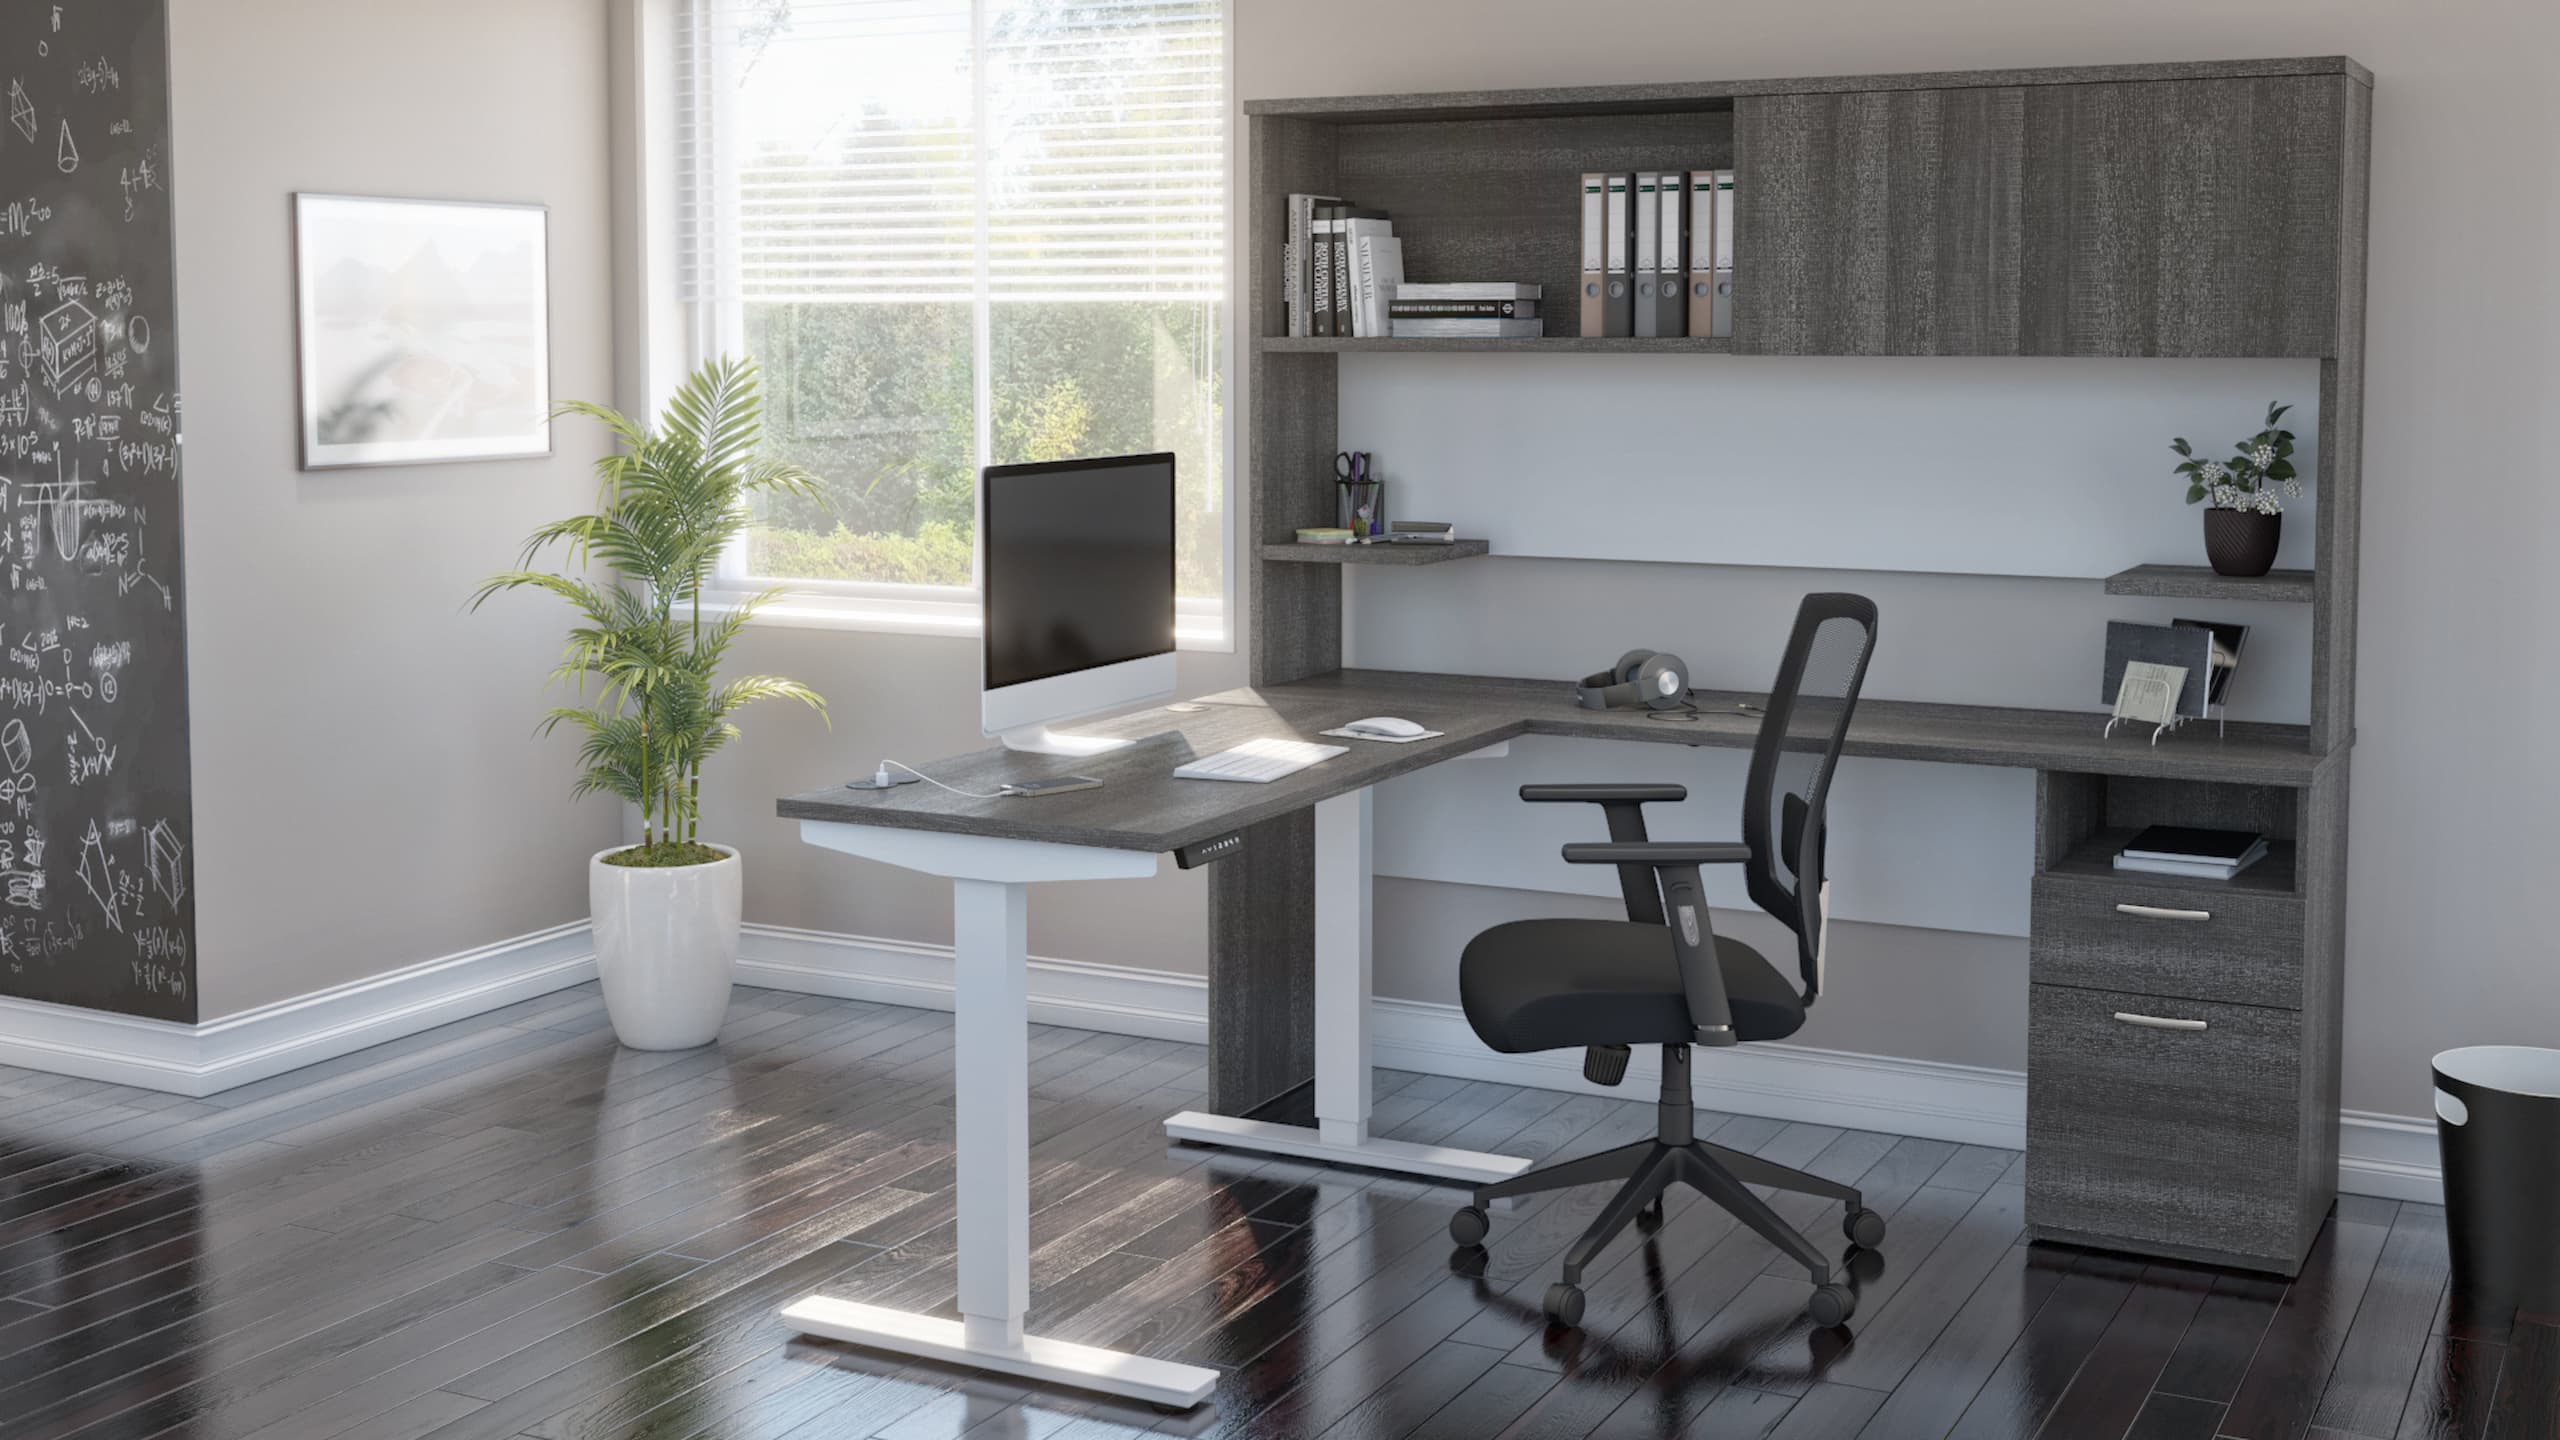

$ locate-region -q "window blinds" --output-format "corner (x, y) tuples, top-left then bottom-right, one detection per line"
(678, 0), (1225, 304)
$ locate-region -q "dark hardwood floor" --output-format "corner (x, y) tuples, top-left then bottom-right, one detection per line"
(0, 984), (2535, 1440)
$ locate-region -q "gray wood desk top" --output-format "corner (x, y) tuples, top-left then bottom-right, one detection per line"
(778, 669), (2334, 854)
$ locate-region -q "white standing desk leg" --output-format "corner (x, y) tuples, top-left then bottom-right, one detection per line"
(1164, 786), (1531, 1187)
(786, 873), (1217, 1408)
(1314, 787), (1373, 1148)
(953, 877), (1031, 1350)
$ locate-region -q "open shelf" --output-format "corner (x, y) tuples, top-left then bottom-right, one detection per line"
(1260, 335), (1734, 355)
(2103, 564), (2314, 604)
(2043, 827), (2300, 898)
(1261, 540), (1491, 565)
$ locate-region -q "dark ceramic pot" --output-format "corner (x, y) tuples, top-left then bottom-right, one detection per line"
(2203, 507), (2281, 578)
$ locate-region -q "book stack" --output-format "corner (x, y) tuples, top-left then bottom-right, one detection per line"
(1386, 520), (1455, 545)
(1285, 195), (1403, 338)
(1293, 527), (1355, 546)
(2111, 825), (2269, 882)
(1389, 284), (1543, 339)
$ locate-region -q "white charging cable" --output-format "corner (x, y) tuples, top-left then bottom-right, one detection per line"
(871, 759), (1012, 800)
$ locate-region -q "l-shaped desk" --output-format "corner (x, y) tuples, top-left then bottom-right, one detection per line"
(773, 667), (2347, 1406)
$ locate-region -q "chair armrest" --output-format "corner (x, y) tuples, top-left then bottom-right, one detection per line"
(1561, 841), (1751, 866)
(1524, 784), (1692, 928)
(1519, 784), (1687, 805)
(1557, 843), (1748, 1046)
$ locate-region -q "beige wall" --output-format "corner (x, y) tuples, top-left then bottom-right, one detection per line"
(159, 0), (2555, 1126)
(172, 0), (622, 1019)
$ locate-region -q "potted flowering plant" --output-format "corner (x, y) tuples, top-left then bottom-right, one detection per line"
(2171, 401), (2300, 577)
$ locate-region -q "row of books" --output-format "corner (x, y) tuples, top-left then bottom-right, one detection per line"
(1583, 170), (1734, 338)
(2111, 825), (2269, 882)
(1284, 195), (1402, 337)
(1281, 195), (1548, 339)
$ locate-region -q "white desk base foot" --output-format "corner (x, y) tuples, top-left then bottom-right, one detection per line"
(783, 1296), (1218, 1409)
(1164, 1111), (1533, 1186)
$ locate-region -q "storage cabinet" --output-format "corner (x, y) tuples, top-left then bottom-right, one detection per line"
(2018, 76), (2345, 357)
(2025, 982), (2310, 1267)
(1735, 87), (2025, 355)
(1737, 74), (2346, 358)
(2029, 871), (2305, 1010)
(2026, 769), (2339, 1271)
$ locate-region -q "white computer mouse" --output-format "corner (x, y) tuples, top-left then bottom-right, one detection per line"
(1342, 716), (1428, 739)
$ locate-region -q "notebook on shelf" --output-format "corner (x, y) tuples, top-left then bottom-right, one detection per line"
(2111, 824), (2269, 880)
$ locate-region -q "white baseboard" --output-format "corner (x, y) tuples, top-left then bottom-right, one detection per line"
(1368, 994), (2029, 1149)
(0, 920), (2443, 1203)
(0, 921), (596, 1098)
(729, 928), (2441, 1203)
(734, 923), (1207, 1044)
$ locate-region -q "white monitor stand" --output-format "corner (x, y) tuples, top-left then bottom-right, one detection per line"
(998, 725), (1136, 758)
(983, 651), (1176, 757)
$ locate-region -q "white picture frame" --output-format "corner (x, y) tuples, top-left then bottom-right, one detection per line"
(293, 193), (551, 470)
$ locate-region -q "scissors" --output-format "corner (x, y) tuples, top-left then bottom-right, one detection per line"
(1334, 450), (1371, 484)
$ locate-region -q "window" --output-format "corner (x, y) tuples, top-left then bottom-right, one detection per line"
(677, 0), (1230, 642)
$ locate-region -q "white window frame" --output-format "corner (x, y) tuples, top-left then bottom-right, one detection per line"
(678, 0), (1237, 651)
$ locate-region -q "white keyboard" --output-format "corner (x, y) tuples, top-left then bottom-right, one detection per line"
(1172, 738), (1348, 783)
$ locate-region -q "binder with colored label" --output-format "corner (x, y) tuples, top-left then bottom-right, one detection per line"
(1603, 174), (1634, 337)
(1655, 167), (1688, 337)
(1687, 170), (1718, 338)
(1711, 170), (1735, 337)
(1579, 173), (1607, 336)
(1632, 173), (1661, 337)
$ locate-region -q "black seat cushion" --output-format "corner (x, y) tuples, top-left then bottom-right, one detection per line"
(1458, 918), (1806, 1054)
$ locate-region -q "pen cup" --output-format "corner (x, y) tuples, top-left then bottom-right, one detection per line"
(1337, 478), (1386, 539)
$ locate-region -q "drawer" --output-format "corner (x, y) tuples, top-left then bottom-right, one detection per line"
(2030, 873), (2304, 1009)
(2025, 983), (2307, 1268)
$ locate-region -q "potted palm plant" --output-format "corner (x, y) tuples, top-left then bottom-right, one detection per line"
(2170, 401), (2301, 577)
(476, 356), (827, 1049)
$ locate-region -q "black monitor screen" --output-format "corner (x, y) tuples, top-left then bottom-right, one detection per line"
(982, 453), (1176, 691)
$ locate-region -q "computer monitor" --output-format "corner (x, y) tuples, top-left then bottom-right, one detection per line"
(980, 452), (1177, 755)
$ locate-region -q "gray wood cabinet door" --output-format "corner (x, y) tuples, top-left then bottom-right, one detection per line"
(2018, 76), (2344, 357)
(1734, 87), (2026, 355)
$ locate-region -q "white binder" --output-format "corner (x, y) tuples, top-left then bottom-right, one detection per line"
(1686, 170), (1717, 337)
(1579, 172), (1607, 337)
(1603, 174), (1633, 337)
(1632, 173), (1661, 338)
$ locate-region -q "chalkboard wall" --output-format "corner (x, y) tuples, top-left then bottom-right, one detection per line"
(0, 0), (197, 1022)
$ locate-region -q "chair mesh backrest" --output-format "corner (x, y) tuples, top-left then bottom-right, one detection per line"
(1740, 594), (1877, 1000)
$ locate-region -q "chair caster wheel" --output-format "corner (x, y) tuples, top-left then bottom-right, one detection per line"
(1449, 1205), (1489, 1247)
(1807, 1283), (1856, 1329)
(1635, 1199), (1665, 1234)
(1844, 1206), (1887, 1249)
(1543, 1282), (1585, 1328)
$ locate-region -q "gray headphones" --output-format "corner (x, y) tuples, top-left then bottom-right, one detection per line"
(1575, 649), (1693, 711)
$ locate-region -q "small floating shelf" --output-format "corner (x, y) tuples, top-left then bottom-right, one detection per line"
(1259, 335), (1734, 355)
(1260, 540), (1492, 565)
(2103, 565), (2314, 604)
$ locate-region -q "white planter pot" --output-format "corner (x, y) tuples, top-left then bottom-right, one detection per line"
(588, 843), (742, 1050)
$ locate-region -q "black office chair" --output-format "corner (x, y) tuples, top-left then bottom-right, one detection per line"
(1446, 593), (1881, 1330)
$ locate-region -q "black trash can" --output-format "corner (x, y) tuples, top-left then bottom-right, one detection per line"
(2434, 1046), (2560, 1324)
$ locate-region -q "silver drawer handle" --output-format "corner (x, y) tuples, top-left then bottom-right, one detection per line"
(2114, 1011), (2209, 1032)
(2115, 903), (2211, 922)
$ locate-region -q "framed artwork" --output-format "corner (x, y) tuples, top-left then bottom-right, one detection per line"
(293, 194), (551, 469)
